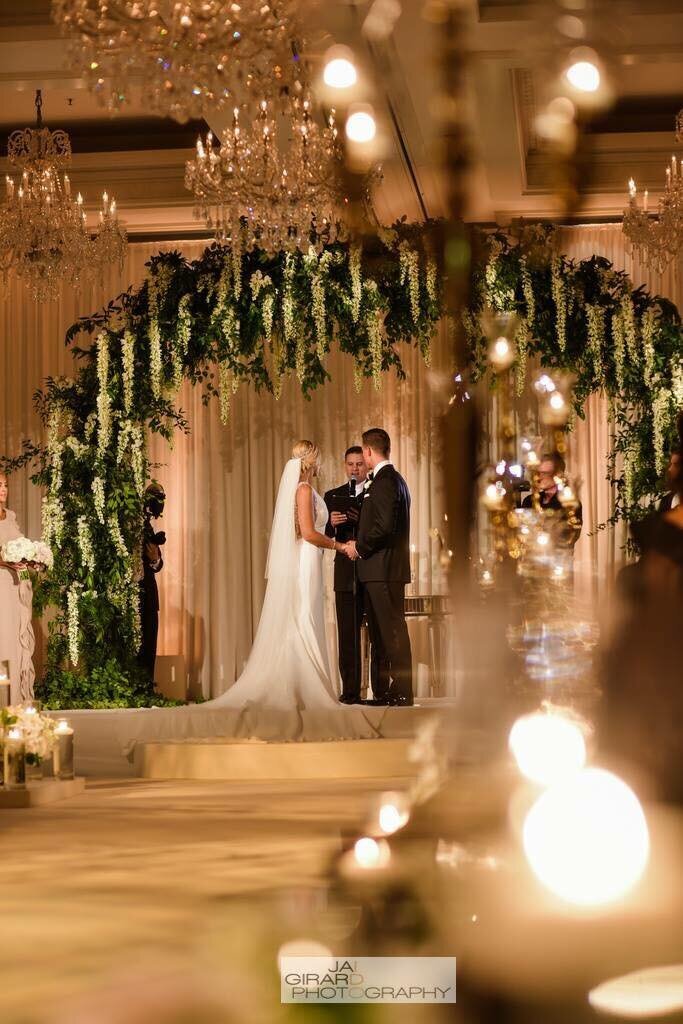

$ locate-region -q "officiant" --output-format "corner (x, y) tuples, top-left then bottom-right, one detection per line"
(325, 447), (367, 704)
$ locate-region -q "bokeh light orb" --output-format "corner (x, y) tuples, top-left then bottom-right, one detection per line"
(523, 768), (649, 905)
(509, 711), (586, 787)
(346, 109), (376, 143)
(565, 59), (600, 92)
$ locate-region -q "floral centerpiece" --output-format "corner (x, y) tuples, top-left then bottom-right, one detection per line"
(1, 537), (53, 570)
(1, 703), (58, 766)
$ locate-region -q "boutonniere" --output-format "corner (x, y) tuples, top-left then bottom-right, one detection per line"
(363, 478), (373, 494)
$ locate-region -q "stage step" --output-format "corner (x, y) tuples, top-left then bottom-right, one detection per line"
(135, 737), (417, 781)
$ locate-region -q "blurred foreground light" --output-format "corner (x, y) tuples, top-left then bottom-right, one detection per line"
(509, 711), (586, 787)
(323, 47), (357, 90)
(376, 792), (410, 835)
(346, 107), (376, 143)
(565, 58), (600, 92)
(277, 938), (333, 967)
(589, 964), (683, 1019)
(354, 835), (391, 869)
(523, 768), (649, 905)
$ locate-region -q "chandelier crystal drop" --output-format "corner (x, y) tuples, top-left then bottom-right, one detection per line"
(185, 88), (348, 254)
(51, 0), (303, 122)
(0, 90), (127, 300)
(622, 110), (683, 273)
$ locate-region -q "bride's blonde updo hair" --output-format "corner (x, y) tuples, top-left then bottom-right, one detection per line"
(292, 439), (320, 475)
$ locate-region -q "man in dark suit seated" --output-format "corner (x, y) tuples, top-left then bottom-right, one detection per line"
(522, 451), (582, 551)
(324, 447), (367, 704)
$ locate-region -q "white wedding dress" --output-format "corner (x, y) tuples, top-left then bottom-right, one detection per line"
(205, 458), (339, 710)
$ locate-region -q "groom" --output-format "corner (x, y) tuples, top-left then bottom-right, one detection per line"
(348, 428), (413, 706)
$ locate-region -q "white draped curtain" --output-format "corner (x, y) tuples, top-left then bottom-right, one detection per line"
(1, 228), (679, 694)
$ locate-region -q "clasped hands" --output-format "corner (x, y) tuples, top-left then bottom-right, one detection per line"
(337, 540), (359, 561)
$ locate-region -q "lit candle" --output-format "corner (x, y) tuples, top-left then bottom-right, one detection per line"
(643, 190), (648, 212)
(672, 155), (677, 178)
(3, 727), (25, 789)
(64, 174), (70, 196)
(109, 198), (116, 217)
(628, 177), (636, 198)
(102, 191), (109, 214)
(54, 719), (74, 780)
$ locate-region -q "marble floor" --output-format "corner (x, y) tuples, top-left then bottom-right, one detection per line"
(1, 776), (414, 1024)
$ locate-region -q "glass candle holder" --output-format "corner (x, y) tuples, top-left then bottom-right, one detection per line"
(54, 719), (74, 780)
(4, 727), (26, 789)
(0, 661), (10, 709)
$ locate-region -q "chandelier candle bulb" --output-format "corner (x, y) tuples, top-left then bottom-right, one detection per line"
(54, 719), (74, 780)
(3, 727), (26, 790)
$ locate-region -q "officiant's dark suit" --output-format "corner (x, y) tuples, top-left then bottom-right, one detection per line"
(356, 449), (413, 705)
(325, 478), (365, 702)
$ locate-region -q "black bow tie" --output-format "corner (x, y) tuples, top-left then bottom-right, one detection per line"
(367, 471), (374, 481)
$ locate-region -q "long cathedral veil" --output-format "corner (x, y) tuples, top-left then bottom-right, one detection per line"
(265, 457), (301, 582)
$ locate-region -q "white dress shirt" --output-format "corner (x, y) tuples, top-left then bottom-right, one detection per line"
(371, 459), (392, 479)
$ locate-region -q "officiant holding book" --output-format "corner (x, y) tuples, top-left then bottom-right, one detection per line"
(325, 446), (367, 704)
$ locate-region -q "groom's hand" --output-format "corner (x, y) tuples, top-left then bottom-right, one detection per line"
(346, 540), (360, 561)
(330, 512), (348, 527)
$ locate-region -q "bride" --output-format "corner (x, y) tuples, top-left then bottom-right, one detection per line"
(207, 440), (354, 710)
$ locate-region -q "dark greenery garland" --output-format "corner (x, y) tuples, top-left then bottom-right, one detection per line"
(3, 221), (681, 708)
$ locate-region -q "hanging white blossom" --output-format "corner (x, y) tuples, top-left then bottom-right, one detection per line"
(121, 331), (135, 414)
(350, 244), (362, 323)
(514, 317), (529, 397)
(611, 309), (625, 391)
(46, 407), (63, 495)
(96, 332), (113, 457)
(92, 476), (106, 524)
(551, 255), (567, 351)
(130, 425), (145, 496)
(148, 277), (163, 399)
(520, 255), (535, 326)
(42, 495), (65, 549)
(76, 515), (96, 573)
(586, 304), (606, 379)
(641, 307), (657, 387)
(172, 294), (192, 390)
(67, 584), (81, 666)
(653, 388), (673, 476)
(671, 357), (683, 409)
(425, 248), (438, 305)
(399, 242), (421, 325)
(621, 295), (640, 366)
(108, 513), (128, 560)
(218, 361), (238, 425)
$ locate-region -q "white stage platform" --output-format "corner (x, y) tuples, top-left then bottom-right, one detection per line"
(51, 699), (455, 778)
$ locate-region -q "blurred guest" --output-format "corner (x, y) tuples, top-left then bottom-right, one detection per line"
(522, 452), (582, 549)
(658, 444), (681, 513)
(0, 472), (36, 702)
(601, 414), (683, 804)
(138, 482), (166, 683)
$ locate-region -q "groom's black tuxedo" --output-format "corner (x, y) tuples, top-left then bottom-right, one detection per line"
(357, 464), (413, 703)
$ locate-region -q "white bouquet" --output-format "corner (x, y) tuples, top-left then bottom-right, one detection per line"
(2, 703), (58, 763)
(1, 536), (53, 570)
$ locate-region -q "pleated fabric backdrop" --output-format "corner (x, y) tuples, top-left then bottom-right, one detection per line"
(0, 228), (679, 693)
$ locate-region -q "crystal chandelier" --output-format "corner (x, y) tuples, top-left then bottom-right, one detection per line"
(185, 85), (347, 253)
(0, 91), (127, 300)
(622, 110), (683, 273)
(51, 0), (302, 123)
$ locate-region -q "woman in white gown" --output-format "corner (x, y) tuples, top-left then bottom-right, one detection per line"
(207, 440), (352, 711)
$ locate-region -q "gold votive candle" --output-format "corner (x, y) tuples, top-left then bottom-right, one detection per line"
(4, 727), (26, 789)
(54, 719), (74, 780)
